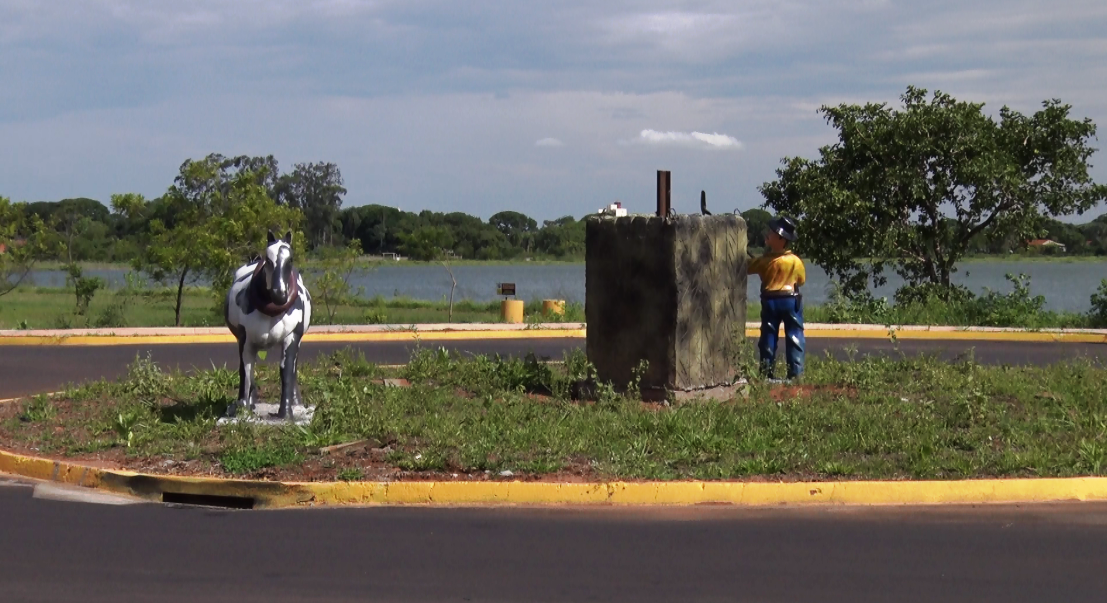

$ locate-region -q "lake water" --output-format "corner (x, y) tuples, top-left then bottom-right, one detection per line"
(21, 260), (1107, 312)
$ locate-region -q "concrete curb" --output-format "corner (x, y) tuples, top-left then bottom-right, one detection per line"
(1, 322), (1105, 345)
(0, 326), (587, 346)
(4, 447), (1107, 508)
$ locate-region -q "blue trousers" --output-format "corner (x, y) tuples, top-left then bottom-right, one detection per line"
(759, 296), (805, 379)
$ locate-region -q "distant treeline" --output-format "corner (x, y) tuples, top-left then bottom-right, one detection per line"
(19, 196), (1107, 264)
(20, 197), (590, 262)
(12, 150), (1107, 264)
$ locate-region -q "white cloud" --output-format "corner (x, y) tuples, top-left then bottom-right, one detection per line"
(535, 137), (563, 147)
(628, 129), (743, 150)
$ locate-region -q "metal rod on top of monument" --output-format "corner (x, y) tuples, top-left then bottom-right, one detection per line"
(657, 170), (671, 217)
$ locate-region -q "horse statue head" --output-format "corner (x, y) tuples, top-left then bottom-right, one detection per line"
(260, 230), (297, 310)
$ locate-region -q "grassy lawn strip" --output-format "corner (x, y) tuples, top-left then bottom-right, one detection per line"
(3, 285), (1099, 330)
(3, 345), (1105, 482)
(0, 287), (584, 329)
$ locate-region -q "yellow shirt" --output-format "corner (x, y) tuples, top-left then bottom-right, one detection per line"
(749, 250), (806, 293)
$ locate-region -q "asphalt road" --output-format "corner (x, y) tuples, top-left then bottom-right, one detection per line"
(1, 482), (1106, 603)
(1, 336), (1104, 399)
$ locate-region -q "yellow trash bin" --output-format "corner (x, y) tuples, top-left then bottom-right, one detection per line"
(542, 299), (565, 318)
(501, 299), (524, 323)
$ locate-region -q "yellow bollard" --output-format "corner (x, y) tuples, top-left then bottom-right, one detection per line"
(501, 299), (524, 324)
(542, 299), (566, 318)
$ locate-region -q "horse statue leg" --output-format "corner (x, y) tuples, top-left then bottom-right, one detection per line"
(276, 328), (304, 420)
(228, 328), (260, 417)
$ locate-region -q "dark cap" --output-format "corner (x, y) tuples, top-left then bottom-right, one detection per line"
(767, 216), (797, 242)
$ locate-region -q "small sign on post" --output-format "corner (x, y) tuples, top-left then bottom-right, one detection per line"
(498, 283), (523, 323)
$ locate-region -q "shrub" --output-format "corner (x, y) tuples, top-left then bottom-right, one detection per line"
(1090, 279), (1107, 327)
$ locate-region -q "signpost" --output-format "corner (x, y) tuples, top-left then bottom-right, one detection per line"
(498, 283), (522, 323)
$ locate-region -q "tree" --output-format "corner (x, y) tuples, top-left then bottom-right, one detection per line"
(740, 208), (772, 249)
(0, 197), (57, 297)
(534, 216), (586, 258)
(310, 239), (365, 324)
(171, 154), (281, 209)
(130, 161), (303, 326)
(26, 197), (110, 225)
(442, 252), (458, 323)
(340, 204), (411, 255)
(397, 225), (459, 319)
(275, 162), (346, 248)
(400, 226), (454, 261)
(760, 86), (1107, 299)
(489, 210), (538, 253)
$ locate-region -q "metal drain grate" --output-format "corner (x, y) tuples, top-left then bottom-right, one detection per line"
(162, 492), (255, 509)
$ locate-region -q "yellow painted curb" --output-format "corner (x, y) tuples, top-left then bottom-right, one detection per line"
(3, 447), (1107, 508)
(0, 328), (588, 346)
(2, 327), (1104, 346)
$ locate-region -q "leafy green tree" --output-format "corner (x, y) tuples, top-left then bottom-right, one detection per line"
(275, 162), (346, 248)
(400, 226), (455, 261)
(341, 204), (413, 255)
(65, 262), (104, 317)
(761, 86), (1107, 299)
(1081, 216), (1107, 255)
(534, 216), (586, 258)
(171, 154), (281, 210)
(489, 210), (538, 253)
(1, 197), (57, 297)
(129, 160), (303, 325)
(740, 208), (772, 249)
(26, 197), (110, 225)
(309, 239), (365, 324)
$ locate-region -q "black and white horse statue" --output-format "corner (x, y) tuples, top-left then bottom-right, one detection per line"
(224, 230), (312, 420)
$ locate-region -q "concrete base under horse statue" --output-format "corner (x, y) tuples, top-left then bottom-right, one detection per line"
(217, 398), (315, 426)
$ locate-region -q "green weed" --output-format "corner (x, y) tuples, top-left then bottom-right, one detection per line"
(336, 467), (364, 481)
(219, 443), (303, 474)
(20, 395), (56, 422)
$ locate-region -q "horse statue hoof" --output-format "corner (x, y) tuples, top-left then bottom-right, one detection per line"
(225, 400), (252, 418)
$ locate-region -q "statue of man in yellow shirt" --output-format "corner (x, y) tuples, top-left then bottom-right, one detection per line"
(748, 216), (805, 380)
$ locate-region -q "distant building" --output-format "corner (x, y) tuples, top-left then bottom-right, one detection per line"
(1027, 239), (1067, 253)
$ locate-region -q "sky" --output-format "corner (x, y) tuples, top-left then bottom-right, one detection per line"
(2, 0), (1106, 222)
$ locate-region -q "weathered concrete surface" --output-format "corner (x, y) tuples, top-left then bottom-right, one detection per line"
(586, 214), (747, 392)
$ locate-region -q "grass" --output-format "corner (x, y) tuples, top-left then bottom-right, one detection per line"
(0, 287), (584, 329)
(0, 286), (218, 329)
(2, 345), (1106, 481)
(802, 298), (1095, 329)
(4, 284), (1099, 331)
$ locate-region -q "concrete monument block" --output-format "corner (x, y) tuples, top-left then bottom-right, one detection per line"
(585, 214), (747, 394)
